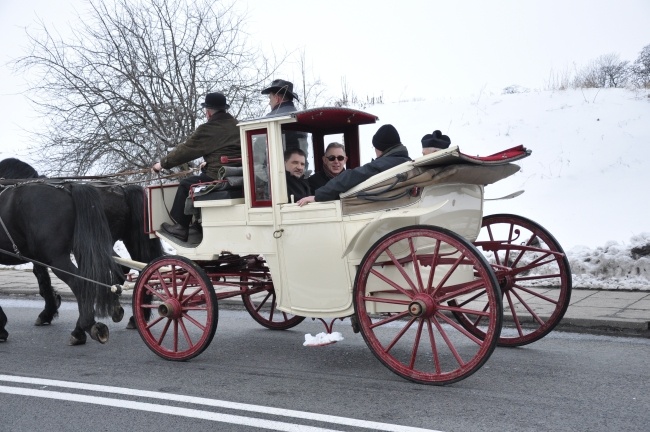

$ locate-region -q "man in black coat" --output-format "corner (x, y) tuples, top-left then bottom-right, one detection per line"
(261, 79), (308, 154)
(308, 142), (347, 192)
(152, 92), (240, 241)
(284, 148), (311, 203)
(297, 124), (411, 206)
(262, 79), (300, 116)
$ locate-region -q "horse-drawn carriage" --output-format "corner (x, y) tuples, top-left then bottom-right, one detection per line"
(116, 107), (571, 385)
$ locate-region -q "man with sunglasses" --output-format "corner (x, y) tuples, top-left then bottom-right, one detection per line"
(308, 142), (347, 191)
(297, 124), (411, 206)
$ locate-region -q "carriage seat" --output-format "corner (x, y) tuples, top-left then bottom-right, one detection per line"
(339, 145), (530, 216)
(184, 180), (244, 217)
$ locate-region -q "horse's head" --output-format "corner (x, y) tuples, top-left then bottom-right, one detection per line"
(0, 158), (40, 179)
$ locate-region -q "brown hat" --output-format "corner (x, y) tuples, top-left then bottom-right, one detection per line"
(261, 79), (300, 102)
(372, 124), (401, 151)
(201, 92), (230, 110)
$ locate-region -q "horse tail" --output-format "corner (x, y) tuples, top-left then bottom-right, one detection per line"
(122, 184), (164, 262)
(70, 184), (123, 317)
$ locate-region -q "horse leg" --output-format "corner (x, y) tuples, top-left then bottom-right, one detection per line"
(48, 259), (110, 345)
(33, 265), (61, 326)
(0, 306), (8, 342)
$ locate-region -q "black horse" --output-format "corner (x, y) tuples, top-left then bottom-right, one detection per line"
(0, 158), (164, 340)
(0, 181), (125, 344)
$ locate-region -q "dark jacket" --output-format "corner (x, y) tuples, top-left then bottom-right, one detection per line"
(267, 101), (298, 116)
(314, 145), (411, 202)
(286, 172), (311, 202)
(308, 170), (338, 192)
(161, 111), (241, 180)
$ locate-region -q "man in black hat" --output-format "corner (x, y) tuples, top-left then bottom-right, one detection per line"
(261, 78), (308, 154)
(297, 124), (411, 206)
(421, 130), (451, 155)
(261, 79), (300, 116)
(152, 92), (241, 241)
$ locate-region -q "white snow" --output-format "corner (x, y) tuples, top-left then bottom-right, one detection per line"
(303, 332), (344, 347)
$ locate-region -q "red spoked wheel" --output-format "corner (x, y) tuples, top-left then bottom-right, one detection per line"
(133, 256), (218, 361)
(464, 214), (572, 347)
(241, 276), (305, 330)
(354, 225), (502, 385)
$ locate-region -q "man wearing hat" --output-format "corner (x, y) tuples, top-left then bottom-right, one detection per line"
(152, 92), (241, 241)
(297, 124), (411, 206)
(261, 79), (300, 116)
(421, 130), (451, 155)
(261, 78), (308, 154)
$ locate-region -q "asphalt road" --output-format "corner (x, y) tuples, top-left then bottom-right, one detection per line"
(0, 298), (648, 432)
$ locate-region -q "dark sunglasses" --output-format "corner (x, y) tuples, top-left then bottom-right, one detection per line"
(326, 155), (346, 161)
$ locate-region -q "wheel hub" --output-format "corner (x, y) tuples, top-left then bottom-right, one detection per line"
(408, 294), (435, 318)
(158, 297), (182, 319)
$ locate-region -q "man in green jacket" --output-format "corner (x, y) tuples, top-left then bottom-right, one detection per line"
(152, 92), (241, 241)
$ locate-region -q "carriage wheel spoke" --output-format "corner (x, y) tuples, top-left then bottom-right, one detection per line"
(384, 247), (419, 293)
(509, 287), (545, 326)
(368, 311), (410, 329)
(383, 317), (417, 354)
(156, 318), (171, 345)
(178, 317), (194, 349)
(512, 284), (559, 304)
(409, 319), (425, 368)
(431, 315), (465, 367)
(426, 319), (442, 374)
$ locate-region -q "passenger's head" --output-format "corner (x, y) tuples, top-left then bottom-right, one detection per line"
(200, 92), (230, 119)
(322, 142), (347, 175)
(261, 79), (300, 109)
(372, 124), (401, 156)
(284, 148), (306, 178)
(421, 130), (451, 155)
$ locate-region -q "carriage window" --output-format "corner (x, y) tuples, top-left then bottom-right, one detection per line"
(250, 133), (271, 204)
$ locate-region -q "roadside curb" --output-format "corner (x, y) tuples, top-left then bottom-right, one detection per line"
(3, 289), (649, 339)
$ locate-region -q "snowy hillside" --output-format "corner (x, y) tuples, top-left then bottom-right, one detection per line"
(357, 88), (650, 289)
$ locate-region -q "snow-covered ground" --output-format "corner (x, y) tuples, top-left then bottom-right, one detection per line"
(3, 88), (650, 290)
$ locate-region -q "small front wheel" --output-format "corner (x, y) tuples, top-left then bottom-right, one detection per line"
(241, 276), (305, 330)
(133, 256), (218, 361)
(354, 225), (502, 385)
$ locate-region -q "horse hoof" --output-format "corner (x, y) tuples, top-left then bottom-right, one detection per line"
(0, 330), (8, 342)
(69, 334), (87, 346)
(112, 306), (125, 323)
(126, 316), (136, 330)
(35, 317), (52, 326)
(90, 323), (109, 344)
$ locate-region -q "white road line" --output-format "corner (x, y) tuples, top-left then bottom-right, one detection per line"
(0, 385), (341, 432)
(0, 375), (442, 432)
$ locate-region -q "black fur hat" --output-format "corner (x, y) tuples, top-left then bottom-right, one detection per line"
(372, 124), (401, 151)
(421, 130), (451, 149)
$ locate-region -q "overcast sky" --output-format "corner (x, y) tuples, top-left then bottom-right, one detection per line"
(1, 0), (649, 164)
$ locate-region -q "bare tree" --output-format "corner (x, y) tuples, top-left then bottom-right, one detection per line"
(630, 43), (650, 89)
(295, 49), (330, 110)
(14, 0), (282, 176)
(573, 53), (629, 89)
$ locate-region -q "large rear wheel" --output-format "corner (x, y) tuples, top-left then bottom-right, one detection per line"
(133, 256), (218, 361)
(466, 214), (572, 347)
(354, 225), (502, 385)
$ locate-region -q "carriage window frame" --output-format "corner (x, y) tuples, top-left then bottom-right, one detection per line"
(246, 128), (272, 208)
